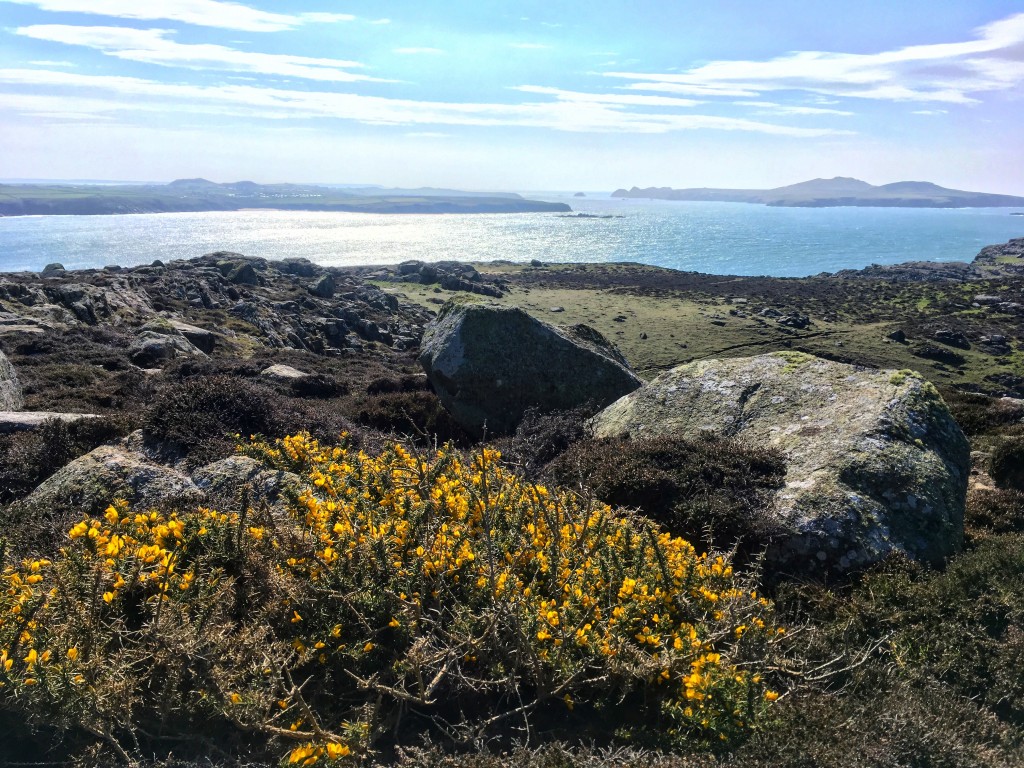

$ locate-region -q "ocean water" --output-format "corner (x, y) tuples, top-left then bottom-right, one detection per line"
(0, 194), (1021, 277)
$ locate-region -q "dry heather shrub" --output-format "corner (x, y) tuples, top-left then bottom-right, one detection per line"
(548, 436), (786, 560)
(0, 435), (782, 765)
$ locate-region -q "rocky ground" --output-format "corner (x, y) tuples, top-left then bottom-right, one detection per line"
(1, 241), (1024, 766)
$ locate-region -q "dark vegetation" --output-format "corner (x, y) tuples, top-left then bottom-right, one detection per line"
(547, 435), (787, 561)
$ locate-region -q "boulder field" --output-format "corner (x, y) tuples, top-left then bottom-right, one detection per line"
(593, 352), (970, 575)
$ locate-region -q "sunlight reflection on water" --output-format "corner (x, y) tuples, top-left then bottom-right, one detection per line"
(1, 195), (1021, 277)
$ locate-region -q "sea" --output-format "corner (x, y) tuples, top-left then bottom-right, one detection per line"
(1, 193), (1022, 278)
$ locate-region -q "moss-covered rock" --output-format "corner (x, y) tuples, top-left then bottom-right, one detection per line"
(593, 352), (970, 576)
(419, 302), (641, 438)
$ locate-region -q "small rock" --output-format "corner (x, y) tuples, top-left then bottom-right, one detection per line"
(41, 263), (65, 275)
(261, 364), (310, 381)
(309, 273), (336, 299)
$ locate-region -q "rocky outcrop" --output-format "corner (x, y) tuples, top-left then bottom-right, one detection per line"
(21, 444), (203, 513)
(0, 252), (431, 357)
(128, 330), (207, 367)
(593, 352), (970, 576)
(0, 348), (21, 410)
(419, 302), (641, 438)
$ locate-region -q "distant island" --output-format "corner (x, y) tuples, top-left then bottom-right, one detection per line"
(0, 178), (570, 216)
(612, 177), (1024, 208)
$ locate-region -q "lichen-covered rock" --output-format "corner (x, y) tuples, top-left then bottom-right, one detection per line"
(419, 302), (641, 438)
(191, 455), (300, 505)
(0, 348), (22, 410)
(128, 330), (206, 367)
(593, 352), (970, 575)
(21, 445), (203, 513)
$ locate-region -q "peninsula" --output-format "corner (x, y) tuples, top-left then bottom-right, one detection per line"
(0, 178), (570, 216)
(612, 176), (1024, 208)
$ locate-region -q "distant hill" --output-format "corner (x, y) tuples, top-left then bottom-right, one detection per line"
(0, 180), (567, 216)
(611, 177), (1024, 208)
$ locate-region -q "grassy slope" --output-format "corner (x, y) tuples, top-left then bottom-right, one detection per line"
(374, 262), (1024, 392)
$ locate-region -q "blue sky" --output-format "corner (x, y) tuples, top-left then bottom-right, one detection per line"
(1, 1), (1022, 192)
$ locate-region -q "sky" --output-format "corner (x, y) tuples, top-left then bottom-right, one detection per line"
(0, 1), (1023, 193)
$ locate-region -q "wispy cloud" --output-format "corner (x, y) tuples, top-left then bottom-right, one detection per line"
(736, 101), (855, 116)
(513, 85), (702, 108)
(27, 59), (75, 67)
(912, 109), (949, 115)
(0, 67), (851, 136)
(393, 47), (445, 55)
(16, 25), (388, 83)
(607, 12), (1024, 104)
(0, 0), (355, 32)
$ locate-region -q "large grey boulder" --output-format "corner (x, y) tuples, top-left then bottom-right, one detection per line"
(21, 445), (203, 513)
(0, 349), (22, 410)
(419, 302), (641, 438)
(593, 352), (970, 575)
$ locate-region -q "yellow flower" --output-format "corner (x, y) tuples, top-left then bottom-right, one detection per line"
(363, 642), (374, 652)
(66, 647), (79, 661)
(765, 690), (780, 702)
(229, 692), (242, 704)
(325, 742), (351, 759)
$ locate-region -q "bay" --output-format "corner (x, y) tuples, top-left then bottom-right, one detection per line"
(0, 193), (1021, 277)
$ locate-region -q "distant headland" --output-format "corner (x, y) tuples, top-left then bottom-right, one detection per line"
(612, 177), (1024, 208)
(0, 179), (571, 216)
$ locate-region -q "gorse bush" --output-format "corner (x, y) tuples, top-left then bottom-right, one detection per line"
(0, 435), (781, 765)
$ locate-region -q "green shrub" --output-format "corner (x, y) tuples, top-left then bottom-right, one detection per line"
(0, 436), (781, 765)
(547, 437), (786, 560)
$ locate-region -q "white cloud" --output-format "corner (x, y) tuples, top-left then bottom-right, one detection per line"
(17, 25), (387, 83)
(912, 109), (949, 115)
(393, 47), (445, 55)
(513, 85), (702, 108)
(736, 101), (854, 116)
(0, 0), (354, 32)
(0, 67), (851, 137)
(607, 12), (1024, 104)
(27, 59), (75, 67)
